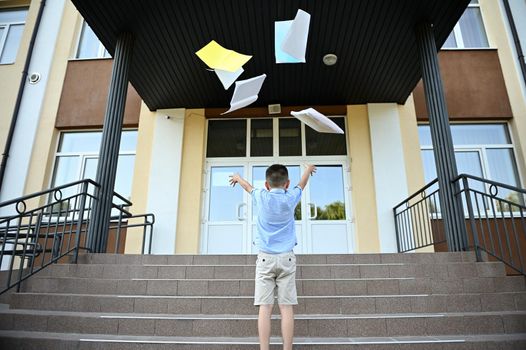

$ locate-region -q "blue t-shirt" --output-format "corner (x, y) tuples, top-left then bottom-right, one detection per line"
(251, 186), (302, 253)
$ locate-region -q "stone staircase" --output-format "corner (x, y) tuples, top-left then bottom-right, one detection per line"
(0, 252), (525, 349)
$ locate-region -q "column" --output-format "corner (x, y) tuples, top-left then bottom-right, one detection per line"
(415, 23), (468, 251)
(87, 32), (134, 253)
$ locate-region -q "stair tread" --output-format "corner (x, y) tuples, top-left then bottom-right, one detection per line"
(1, 329), (525, 344)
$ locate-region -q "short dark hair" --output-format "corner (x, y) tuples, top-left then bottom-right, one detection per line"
(266, 164), (289, 187)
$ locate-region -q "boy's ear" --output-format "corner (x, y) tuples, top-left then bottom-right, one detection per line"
(285, 179), (290, 189)
(265, 181), (270, 190)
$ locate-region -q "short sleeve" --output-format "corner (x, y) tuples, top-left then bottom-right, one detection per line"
(289, 185), (302, 206)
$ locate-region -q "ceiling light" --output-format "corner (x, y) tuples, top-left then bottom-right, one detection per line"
(323, 54), (337, 66)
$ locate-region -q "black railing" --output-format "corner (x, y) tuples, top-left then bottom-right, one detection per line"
(394, 174), (526, 275)
(0, 179), (155, 295)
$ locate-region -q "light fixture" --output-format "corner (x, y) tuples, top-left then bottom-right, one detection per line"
(323, 54), (337, 66)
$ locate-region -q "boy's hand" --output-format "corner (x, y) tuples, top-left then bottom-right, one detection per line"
(305, 164), (317, 176)
(298, 164), (317, 190)
(229, 173), (254, 193)
(229, 173), (241, 187)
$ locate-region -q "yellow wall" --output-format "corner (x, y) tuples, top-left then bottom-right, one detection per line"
(346, 105), (381, 253)
(480, 0), (526, 183)
(175, 109), (206, 253)
(0, 0), (35, 161)
(124, 102), (156, 253)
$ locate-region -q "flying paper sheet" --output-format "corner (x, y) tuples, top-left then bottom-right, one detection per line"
(215, 68), (244, 90)
(196, 40), (252, 72)
(291, 108), (345, 134)
(222, 74), (267, 115)
(276, 9), (310, 63)
(275, 20), (302, 63)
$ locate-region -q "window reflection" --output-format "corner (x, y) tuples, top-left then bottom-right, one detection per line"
(309, 165), (346, 220)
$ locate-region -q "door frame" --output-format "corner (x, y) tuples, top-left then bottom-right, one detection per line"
(201, 156), (354, 254)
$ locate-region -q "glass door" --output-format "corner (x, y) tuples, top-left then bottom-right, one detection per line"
(202, 165), (248, 254)
(304, 164), (353, 253)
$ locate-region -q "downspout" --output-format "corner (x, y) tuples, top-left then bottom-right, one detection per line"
(0, 0), (46, 195)
(502, 0), (526, 89)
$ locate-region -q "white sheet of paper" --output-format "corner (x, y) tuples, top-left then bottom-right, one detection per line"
(222, 74), (267, 114)
(280, 9), (310, 62)
(215, 67), (244, 90)
(275, 20), (302, 64)
(291, 108), (345, 134)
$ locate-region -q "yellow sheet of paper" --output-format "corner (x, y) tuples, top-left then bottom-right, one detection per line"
(196, 40), (252, 72)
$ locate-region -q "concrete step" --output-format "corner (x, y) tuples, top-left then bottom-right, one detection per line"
(78, 252), (476, 265)
(21, 275), (526, 296)
(1, 330), (525, 349)
(9, 292), (526, 314)
(1, 309), (525, 337)
(39, 261), (506, 280)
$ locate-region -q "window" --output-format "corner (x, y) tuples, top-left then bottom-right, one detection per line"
(206, 117), (347, 158)
(51, 131), (138, 201)
(0, 8), (28, 64)
(75, 20), (110, 59)
(442, 0), (489, 49)
(418, 123), (522, 207)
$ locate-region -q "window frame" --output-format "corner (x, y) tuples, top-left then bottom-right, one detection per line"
(442, 1), (491, 50)
(72, 19), (111, 60)
(0, 7), (28, 64)
(49, 129), (138, 199)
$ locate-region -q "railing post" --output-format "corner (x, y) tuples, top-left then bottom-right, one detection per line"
(73, 181), (88, 264)
(87, 32), (134, 253)
(115, 206), (123, 254)
(461, 176), (481, 261)
(415, 22), (468, 252)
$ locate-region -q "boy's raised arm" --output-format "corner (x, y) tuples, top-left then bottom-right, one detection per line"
(298, 164), (317, 190)
(229, 173), (254, 193)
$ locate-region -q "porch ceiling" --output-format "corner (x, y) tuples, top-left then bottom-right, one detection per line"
(70, 0), (470, 111)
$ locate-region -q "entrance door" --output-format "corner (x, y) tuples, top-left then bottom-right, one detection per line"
(202, 165), (247, 254)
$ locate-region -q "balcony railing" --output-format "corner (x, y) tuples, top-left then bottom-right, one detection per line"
(394, 174), (526, 275)
(0, 179), (155, 295)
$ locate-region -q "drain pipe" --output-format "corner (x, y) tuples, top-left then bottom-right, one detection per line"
(502, 0), (526, 89)
(0, 0), (47, 196)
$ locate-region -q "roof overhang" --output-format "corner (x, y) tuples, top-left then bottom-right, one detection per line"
(71, 0), (470, 111)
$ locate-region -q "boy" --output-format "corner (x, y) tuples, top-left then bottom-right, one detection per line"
(229, 164), (317, 350)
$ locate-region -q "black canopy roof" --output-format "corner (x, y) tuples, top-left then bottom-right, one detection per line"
(71, 0), (470, 111)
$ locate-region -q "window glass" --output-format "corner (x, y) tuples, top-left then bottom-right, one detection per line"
(459, 7), (488, 48)
(442, 32), (457, 49)
(306, 117), (346, 156)
(419, 124), (510, 146)
(0, 8), (27, 22)
(279, 118), (302, 156)
(207, 120), (247, 157)
(486, 148), (523, 206)
(0, 23), (24, 64)
(309, 165), (346, 220)
(58, 132), (102, 153)
(76, 21), (110, 59)
(209, 166), (244, 221)
(250, 119), (273, 156)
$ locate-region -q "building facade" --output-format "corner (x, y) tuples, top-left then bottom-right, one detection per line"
(1, 0), (525, 255)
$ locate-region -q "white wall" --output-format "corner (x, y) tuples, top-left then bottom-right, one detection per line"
(145, 109), (185, 254)
(0, 0), (67, 211)
(367, 103), (409, 253)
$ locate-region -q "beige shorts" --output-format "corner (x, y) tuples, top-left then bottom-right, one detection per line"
(254, 251), (297, 305)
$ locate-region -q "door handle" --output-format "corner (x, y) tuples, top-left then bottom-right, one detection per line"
(308, 202), (317, 219)
(237, 203), (247, 221)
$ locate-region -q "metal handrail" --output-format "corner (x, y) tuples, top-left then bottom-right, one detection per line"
(394, 174), (526, 276)
(0, 179), (155, 295)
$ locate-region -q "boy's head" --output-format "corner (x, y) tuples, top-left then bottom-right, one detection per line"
(265, 164), (290, 190)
